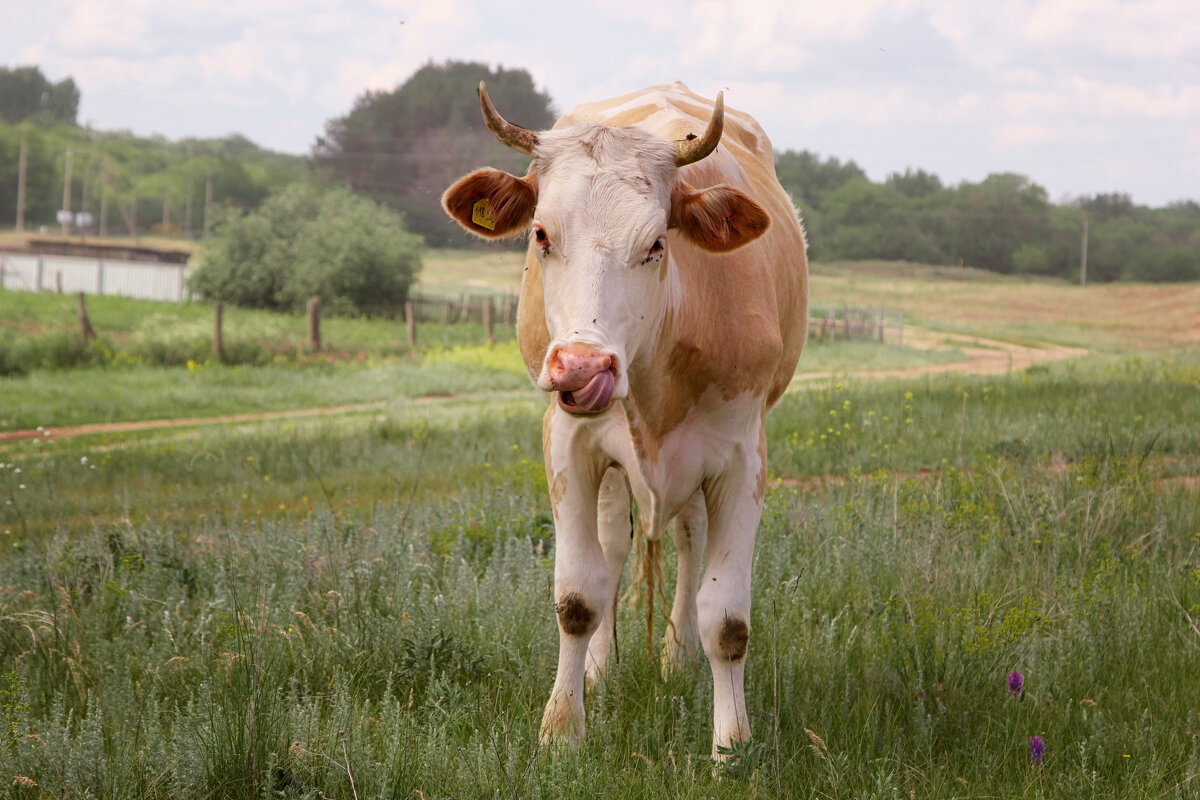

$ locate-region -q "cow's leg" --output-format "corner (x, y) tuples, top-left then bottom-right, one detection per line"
(696, 426), (766, 758)
(585, 466), (633, 685)
(663, 488), (706, 670)
(540, 410), (611, 745)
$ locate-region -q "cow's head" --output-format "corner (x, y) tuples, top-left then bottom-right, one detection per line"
(443, 82), (770, 416)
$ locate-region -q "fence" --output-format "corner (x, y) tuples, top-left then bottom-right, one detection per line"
(808, 305), (904, 345)
(408, 290), (520, 326)
(0, 252), (193, 303)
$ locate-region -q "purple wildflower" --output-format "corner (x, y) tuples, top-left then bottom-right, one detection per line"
(1007, 671), (1023, 696)
(1029, 735), (1045, 765)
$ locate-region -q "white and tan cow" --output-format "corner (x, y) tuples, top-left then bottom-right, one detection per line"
(442, 81), (808, 757)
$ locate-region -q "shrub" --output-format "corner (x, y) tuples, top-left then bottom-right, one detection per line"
(189, 183), (423, 314)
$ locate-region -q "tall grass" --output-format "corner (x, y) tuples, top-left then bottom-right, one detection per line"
(0, 351), (1198, 797)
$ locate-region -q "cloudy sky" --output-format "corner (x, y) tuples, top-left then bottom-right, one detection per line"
(6, 0), (1199, 206)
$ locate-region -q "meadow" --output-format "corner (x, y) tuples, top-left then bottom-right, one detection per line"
(0, 258), (1198, 798)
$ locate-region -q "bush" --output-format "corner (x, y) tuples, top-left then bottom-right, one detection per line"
(189, 184), (423, 314)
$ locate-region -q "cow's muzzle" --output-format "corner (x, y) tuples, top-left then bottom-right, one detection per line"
(545, 346), (618, 416)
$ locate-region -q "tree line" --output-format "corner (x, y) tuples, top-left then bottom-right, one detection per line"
(1, 68), (306, 237)
(311, 61), (1198, 283)
(778, 154), (1200, 282)
(4, 61), (1197, 291)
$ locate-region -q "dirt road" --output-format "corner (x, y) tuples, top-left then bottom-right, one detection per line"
(3, 333), (1088, 443)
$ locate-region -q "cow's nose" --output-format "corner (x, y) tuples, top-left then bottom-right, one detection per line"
(546, 346), (615, 392)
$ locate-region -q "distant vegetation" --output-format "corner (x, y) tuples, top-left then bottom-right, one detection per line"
(188, 184), (423, 314)
(777, 154), (1200, 283)
(2, 62), (1197, 283)
(313, 60), (556, 248)
(0, 68), (306, 236)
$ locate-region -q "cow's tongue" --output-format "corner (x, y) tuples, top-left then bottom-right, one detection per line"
(560, 369), (614, 414)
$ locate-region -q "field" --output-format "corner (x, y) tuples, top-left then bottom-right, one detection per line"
(1, 253), (1198, 798)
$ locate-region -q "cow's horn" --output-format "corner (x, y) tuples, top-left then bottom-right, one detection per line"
(675, 91), (724, 167)
(479, 81), (538, 156)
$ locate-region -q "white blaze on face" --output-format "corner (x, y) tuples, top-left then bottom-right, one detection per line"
(530, 124), (678, 413)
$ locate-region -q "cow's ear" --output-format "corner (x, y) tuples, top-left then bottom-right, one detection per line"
(442, 168), (537, 239)
(671, 181), (770, 253)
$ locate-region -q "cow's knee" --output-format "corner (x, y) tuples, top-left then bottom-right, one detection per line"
(699, 607), (750, 663)
(715, 615), (749, 661)
(556, 592), (600, 637)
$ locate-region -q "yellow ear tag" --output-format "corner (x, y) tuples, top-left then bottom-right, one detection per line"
(472, 198), (497, 231)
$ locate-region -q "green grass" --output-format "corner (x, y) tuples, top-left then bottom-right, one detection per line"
(0, 287), (516, 377)
(795, 338), (967, 374)
(0, 342), (531, 431)
(1, 350), (1198, 797)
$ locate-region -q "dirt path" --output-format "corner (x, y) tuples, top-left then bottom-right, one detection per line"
(0, 402), (388, 443)
(3, 333), (1089, 443)
(791, 330), (1088, 386)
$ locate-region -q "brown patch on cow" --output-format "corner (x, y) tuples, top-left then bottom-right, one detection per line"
(442, 168), (538, 238)
(718, 616), (749, 661)
(597, 103), (660, 128)
(556, 593), (595, 636)
(550, 473), (568, 508)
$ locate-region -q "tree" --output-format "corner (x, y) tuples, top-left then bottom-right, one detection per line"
(189, 183), (422, 314)
(774, 150), (866, 211)
(0, 66), (78, 125)
(314, 61), (556, 247)
(945, 173), (1050, 273)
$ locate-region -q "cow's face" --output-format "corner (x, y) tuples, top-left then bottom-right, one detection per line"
(443, 84), (770, 416)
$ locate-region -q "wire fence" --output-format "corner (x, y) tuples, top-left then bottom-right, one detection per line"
(0, 253), (904, 346)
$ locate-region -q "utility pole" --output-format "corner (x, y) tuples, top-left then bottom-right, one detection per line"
(203, 171), (213, 237)
(1080, 214), (1089, 287)
(99, 160), (109, 236)
(184, 145), (194, 237)
(79, 149), (91, 239)
(15, 124), (27, 231)
(162, 172), (171, 232)
(61, 147), (73, 235)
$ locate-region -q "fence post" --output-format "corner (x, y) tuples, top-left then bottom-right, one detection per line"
(77, 292), (96, 342)
(97, 262), (105, 295)
(483, 296), (494, 343)
(307, 296), (321, 351)
(877, 308), (884, 343)
(898, 311), (904, 346)
(56, 271), (62, 294)
(35, 257), (43, 291)
(827, 308), (835, 343)
(405, 300), (416, 348)
(213, 301), (224, 361)
(177, 265), (186, 301)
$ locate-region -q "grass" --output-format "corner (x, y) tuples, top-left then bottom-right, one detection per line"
(1, 349), (1198, 798)
(2, 252), (1199, 797)
(0, 287), (518, 378)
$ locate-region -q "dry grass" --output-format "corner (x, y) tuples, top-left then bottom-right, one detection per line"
(812, 260), (1200, 350)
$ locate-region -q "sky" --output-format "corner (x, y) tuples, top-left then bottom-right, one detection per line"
(5, 0), (1199, 207)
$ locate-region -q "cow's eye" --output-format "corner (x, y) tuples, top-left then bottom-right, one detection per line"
(643, 237), (665, 264)
(533, 225), (551, 254)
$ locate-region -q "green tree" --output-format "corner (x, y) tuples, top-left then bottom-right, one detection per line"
(0, 66), (78, 125)
(945, 173), (1050, 273)
(775, 150), (866, 211)
(189, 183), (422, 314)
(314, 61), (556, 247)
(0, 124), (57, 225)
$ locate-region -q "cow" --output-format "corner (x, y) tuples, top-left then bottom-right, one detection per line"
(442, 80), (808, 758)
